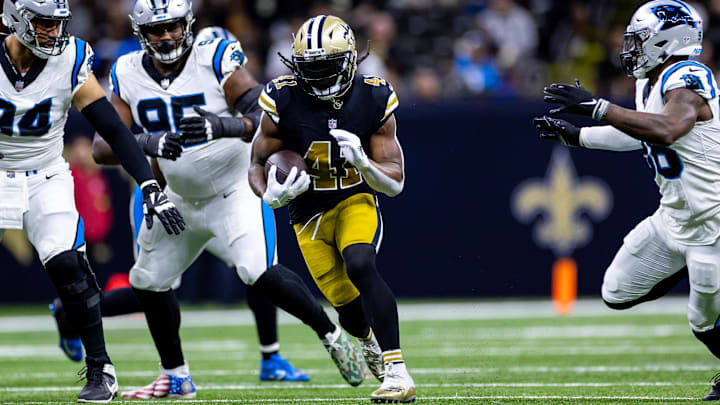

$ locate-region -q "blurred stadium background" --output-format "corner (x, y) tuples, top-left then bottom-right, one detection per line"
(4, 0), (720, 403)
(1, 0), (692, 304)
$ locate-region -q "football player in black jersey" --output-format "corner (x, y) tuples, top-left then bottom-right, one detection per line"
(249, 15), (416, 404)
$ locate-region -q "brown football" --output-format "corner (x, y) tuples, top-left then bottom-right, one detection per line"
(265, 150), (308, 184)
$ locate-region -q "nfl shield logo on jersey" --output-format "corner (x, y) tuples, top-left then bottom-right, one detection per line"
(328, 119), (337, 129)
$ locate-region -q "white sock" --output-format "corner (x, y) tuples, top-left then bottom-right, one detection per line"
(162, 361), (190, 378)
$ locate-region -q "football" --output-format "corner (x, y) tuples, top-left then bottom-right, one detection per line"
(265, 150), (308, 184)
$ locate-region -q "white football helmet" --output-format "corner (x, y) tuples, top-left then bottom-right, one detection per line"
(1, 0), (72, 58)
(621, 0), (703, 79)
(195, 26), (237, 43)
(130, 0), (195, 64)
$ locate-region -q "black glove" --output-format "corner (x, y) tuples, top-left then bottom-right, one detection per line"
(544, 79), (608, 119)
(140, 180), (185, 235)
(136, 131), (183, 160)
(0, 151), (4, 159)
(534, 116), (581, 147)
(178, 105), (249, 146)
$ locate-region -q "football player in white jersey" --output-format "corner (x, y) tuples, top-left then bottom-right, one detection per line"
(92, 1), (367, 398)
(0, 0), (184, 402)
(52, 26), (311, 383)
(535, 1), (720, 400)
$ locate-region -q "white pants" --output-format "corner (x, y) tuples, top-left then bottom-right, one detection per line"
(129, 180), (278, 291)
(602, 209), (720, 332)
(0, 158), (84, 265)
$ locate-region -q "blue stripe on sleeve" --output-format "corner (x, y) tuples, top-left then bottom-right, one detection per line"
(213, 40), (231, 83)
(72, 38), (87, 91)
(72, 217), (85, 250)
(110, 62), (120, 97)
(261, 201), (276, 268)
(661, 61), (716, 99)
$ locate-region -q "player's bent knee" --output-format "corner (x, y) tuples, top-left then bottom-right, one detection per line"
(45, 250), (102, 329)
(129, 266), (174, 292)
(343, 244), (376, 276)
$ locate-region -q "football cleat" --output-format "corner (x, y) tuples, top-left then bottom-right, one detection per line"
(49, 297), (83, 362)
(260, 353), (310, 381)
(359, 329), (384, 382)
(121, 363), (196, 399)
(77, 363), (118, 403)
(704, 372), (720, 401)
(370, 361), (416, 403)
(322, 325), (368, 386)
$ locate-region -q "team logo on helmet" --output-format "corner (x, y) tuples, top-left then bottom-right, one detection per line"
(651, 5), (697, 30)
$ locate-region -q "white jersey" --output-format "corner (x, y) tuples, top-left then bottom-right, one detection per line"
(0, 36), (93, 171)
(635, 60), (720, 245)
(111, 38), (248, 200)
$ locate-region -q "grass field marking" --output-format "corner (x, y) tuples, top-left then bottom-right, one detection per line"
(0, 395), (702, 404)
(1, 381), (712, 393)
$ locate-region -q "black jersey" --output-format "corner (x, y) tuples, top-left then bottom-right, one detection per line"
(259, 74), (399, 224)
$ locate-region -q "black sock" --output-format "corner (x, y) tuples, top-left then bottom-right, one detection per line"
(252, 264), (335, 339)
(102, 286), (143, 317)
(132, 288), (184, 369)
(336, 297), (371, 339)
(46, 251), (110, 364)
(695, 327), (720, 359)
(247, 283), (279, 360)
(343, 244), (400, 351)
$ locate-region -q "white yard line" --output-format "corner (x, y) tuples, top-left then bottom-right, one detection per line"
(0, 298), (689, 333)
(0, 381), (711, 392)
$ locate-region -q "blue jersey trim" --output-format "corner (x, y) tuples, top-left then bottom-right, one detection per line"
(261, 201), (276, 268)
(72, 38), (87, 91)
(73, 216), (85, 250)
(212, 40), (231, 83)
(660, 61), (716, 98)
(110, 62), (120, 97)
(131, 185), (144, 257)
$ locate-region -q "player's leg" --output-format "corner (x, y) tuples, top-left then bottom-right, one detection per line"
(600, 213), (686, 309)
(215, 191), (362, 385)
(335, 193), (414, 402)
(24, 164), (117, 402)
(205, 202), (308, 382)
(122, 194), (210, 400)
(683, 242), (720, 400)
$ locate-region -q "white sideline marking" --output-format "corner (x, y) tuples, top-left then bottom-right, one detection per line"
(0, 298), (689, 333)
(0, 381), (711, 392)
(4, 364), (720, 380)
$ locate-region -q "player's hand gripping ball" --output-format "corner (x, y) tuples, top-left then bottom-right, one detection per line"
(263, 150), (310, 209)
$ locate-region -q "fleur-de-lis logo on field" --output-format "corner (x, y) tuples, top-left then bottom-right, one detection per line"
(512, 147), (613, 256)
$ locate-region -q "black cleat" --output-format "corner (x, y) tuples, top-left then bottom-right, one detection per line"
(704, 373), (720, 401)
(77, 362), (118, 403)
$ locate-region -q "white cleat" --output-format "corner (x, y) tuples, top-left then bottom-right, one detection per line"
(370, 361), (416, 403)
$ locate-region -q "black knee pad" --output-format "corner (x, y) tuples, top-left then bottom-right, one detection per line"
(343, 244), (377, 281)
(694, 327), (720, 359)
(45, 251), (102, 330)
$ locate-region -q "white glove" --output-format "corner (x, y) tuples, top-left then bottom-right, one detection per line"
(329, 129), (370, 170)
(263, 165), (310, 209)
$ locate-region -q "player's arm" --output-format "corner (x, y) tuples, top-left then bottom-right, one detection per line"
(92, 92), (182, 164)
(73, 74), (184, 235)
(179, 43), (262, 144)
(533, 116), (642, 151)
(543, 79), (707, 146)
(249, 113), (309, 208)
(602, 88), (707, 145)
(330, 115), (404, 197)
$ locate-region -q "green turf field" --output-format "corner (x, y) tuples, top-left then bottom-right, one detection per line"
(0, 298), (717, 404)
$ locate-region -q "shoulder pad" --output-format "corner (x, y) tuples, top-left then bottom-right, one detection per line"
(660, 61), (716, 100)
(259, 75), (298, 124)
(70, 37), (95, 94)
(360, 74), (398, 121)
(109, 51), (142, 99)
(193, 38), (247, 85)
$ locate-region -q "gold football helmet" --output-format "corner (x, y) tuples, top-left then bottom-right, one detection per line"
(281, 15), (357, 100)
